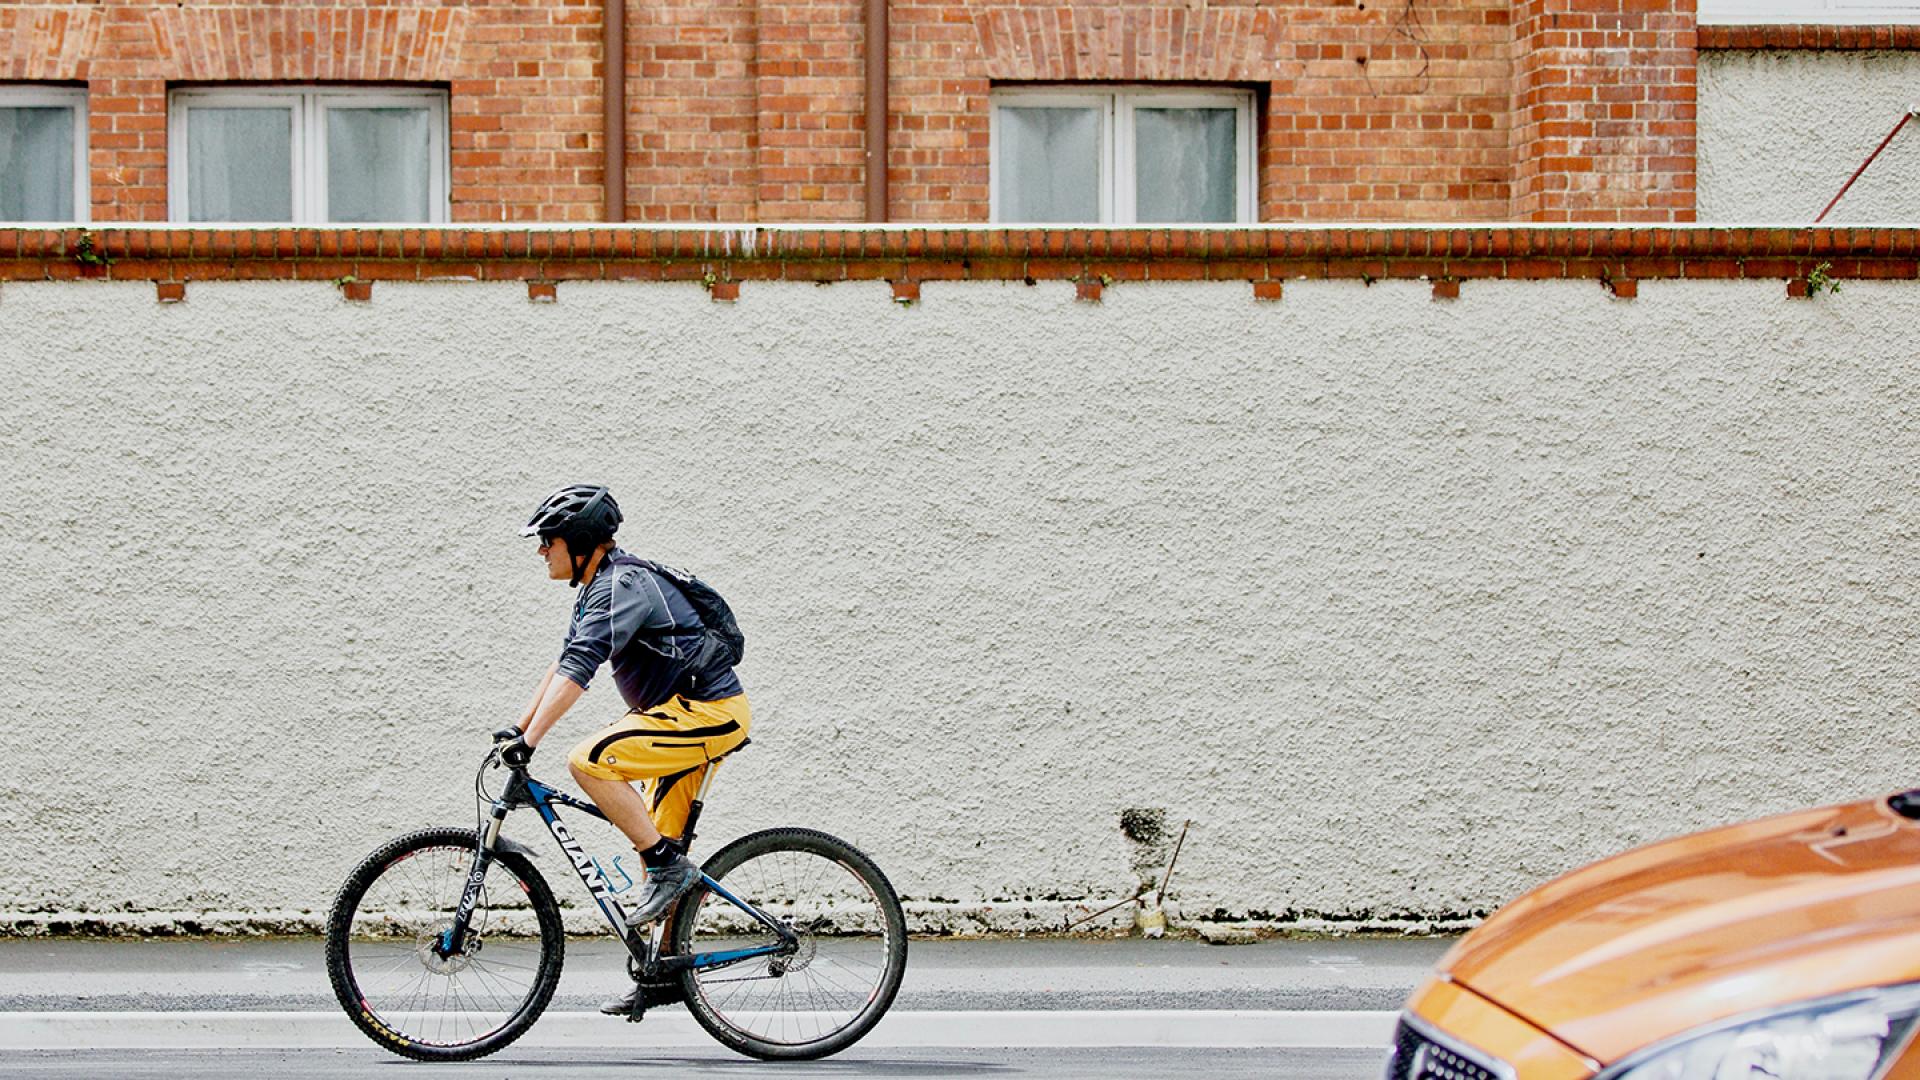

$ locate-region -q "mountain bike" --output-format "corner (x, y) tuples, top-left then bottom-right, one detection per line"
(324, 737), (907, 1061)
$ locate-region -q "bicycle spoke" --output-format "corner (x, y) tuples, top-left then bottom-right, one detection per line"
(680, 838), (900, 1052)
(334, 839), (555, 1051)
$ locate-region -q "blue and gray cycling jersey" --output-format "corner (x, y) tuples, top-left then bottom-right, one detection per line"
(555, 548), (743, 711)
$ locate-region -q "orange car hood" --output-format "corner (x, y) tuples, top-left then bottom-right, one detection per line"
(1444, 795), (1920, 1065)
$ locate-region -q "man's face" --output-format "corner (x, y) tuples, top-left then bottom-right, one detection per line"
(538, 534), (571, 580)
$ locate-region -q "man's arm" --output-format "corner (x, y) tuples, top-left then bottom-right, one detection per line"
(517, 664), (559, 731)
(521, 672), (586, 749)
(510, 570), (613, 751)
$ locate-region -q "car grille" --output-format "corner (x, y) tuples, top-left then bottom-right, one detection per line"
(1386, 1018), (1505, 1080)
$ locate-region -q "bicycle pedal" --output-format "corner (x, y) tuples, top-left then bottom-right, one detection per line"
(643, 980), (685, 1009)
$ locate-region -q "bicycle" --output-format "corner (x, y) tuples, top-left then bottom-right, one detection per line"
(324, 737), (908, 1061)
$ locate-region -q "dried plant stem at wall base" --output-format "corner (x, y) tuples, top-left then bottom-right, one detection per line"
(1156, 820), (1191, 909)
(1062, 887), (1152, 933)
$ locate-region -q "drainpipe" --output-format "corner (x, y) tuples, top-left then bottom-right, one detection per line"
(864, 0), (888, 222)
(603, 0), (626, 222)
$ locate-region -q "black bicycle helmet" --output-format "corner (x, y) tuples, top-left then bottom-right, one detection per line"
(522, 484), (623, 586)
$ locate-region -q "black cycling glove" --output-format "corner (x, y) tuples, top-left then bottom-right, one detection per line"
(493, 728), (535, 767)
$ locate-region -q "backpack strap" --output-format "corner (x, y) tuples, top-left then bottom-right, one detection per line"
(606, 552), (704, 638)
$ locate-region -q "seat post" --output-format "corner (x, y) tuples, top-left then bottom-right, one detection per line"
(679, 759), (723, 855)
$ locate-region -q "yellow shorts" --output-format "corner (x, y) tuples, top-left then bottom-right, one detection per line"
(567, 693), (751, 841)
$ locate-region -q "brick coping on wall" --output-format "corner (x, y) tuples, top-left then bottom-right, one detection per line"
(1697, 24), (1920, 49)
(3, 226), (1917, 290)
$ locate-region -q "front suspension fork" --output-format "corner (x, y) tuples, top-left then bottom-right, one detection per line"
(440, 803), (509, 957)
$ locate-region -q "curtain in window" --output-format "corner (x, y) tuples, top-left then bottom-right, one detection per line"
(997, 106), (1101, 223)
(188, 108), (294, 222)
(1133, 107), (1237, 223)
(0, 107), (75, 222)
(326, 107), (431, 223)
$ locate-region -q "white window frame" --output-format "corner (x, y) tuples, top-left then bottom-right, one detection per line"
(1701, 0), (1920, 23)
(990, 86), (1256, 225)
(0, 85), (89, 223)
(167, 86), (449, 224)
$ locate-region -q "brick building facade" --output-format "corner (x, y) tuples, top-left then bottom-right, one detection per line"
(0, 0), (1875, 225)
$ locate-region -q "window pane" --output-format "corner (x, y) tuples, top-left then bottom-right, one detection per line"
(326, 107), (431, 223)
(188, 107), (293, 222)
(1133, 107), (1237, 223)
(997, 106), (1101, 223)
(0, 107), (75, 222)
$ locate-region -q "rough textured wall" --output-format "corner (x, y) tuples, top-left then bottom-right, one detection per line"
(1699, 49), (1920, 222)
(1, 277), (1916, 933)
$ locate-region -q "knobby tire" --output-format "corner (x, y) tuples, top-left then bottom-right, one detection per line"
(668, 826), (908, 1060)
(325, 826), (565, 1062)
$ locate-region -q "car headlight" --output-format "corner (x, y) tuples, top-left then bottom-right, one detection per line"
(1599, 984), (1920, 1080)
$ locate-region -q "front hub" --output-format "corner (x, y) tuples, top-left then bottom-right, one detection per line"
(416, 923), (478, 975)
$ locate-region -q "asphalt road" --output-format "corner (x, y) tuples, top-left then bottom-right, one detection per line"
(0, 1047), (1392, 1079)
(0, 935), (1451, 1013)
(0, 935), (1437, 1078)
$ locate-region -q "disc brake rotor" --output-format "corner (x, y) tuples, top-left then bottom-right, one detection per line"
(768, 923), (817, 975)
(415, 922), (478, 975)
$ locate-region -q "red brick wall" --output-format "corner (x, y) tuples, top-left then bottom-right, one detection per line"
(4, 1), (605, 224)
(1, 0), (1705, 224)
(754, 0), (866, 220)
(1511, 0), (1698, 222)
(628, 0), (757, 221)
(4, 225), (1911, 292)
(892, 1), (1514, 222)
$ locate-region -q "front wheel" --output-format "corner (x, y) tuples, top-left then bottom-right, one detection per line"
(325, 827), (564, 1061)
(669, 827), (908, 1060)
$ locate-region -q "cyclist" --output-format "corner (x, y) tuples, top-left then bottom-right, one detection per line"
(497, 483), (750, 1016)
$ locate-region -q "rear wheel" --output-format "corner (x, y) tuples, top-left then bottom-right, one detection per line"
(669, 827), (908, 1060)
(325, 827), (564, 1061)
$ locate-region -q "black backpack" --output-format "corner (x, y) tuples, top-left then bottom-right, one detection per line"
(612, 553), (746, 678)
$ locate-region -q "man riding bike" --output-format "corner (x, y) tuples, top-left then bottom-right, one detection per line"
(497, 483), (750, 1016)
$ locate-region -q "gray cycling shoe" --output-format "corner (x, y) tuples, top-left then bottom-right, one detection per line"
(600, 983), (643, 1018)
(600, 978), (685, 1020)
(624, 853), (702, 926)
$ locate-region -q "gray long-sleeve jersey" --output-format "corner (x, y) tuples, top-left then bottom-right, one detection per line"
(556, 549), (743, 710)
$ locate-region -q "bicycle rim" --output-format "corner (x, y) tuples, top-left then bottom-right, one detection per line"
(337, 840), (553, 1050)
(675, 831), (905, 1056)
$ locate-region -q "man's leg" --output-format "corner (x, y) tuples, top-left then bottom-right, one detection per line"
(569, 770), (663, 851)
(566, 699), (752, 1016)
(567, 713), (715, 928)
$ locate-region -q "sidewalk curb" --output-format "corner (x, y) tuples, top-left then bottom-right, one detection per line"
(0, 1009), (1399, 1050)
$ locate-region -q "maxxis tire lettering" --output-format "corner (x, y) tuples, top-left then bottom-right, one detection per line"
(669, 826), (909, 1061)
(324, 826), (566, 1063)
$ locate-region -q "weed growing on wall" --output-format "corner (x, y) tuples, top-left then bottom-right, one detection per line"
(73, 230), (110, 270)
(1807, 262), (1842, 297)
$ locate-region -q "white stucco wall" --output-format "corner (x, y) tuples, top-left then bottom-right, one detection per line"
(2, 276), (1916, 933)
(1700, 50), (1920, 222)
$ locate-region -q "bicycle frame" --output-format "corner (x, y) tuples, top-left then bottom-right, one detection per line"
(443, 756), (795, 978)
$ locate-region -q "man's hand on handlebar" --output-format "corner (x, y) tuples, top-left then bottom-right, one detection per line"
(492, 727), (535, 767)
